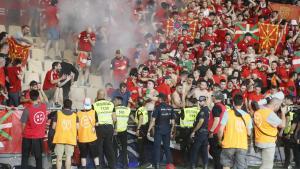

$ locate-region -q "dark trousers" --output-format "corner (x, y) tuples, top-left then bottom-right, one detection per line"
(114, 131), (128, 168)
(283, 137), (292, 167)
(8, 91), (20, 107)
(179, 127), (192, 165)
(21, 137), (43, 169)
(137, 125), (148, 164)
(62, 85), (71, 101)
(295, 143), (300, 168)
(209, 134), (222, 169)
(190, 132), (209, 167)
(96, 125), (116, 169)
(153, 131), (173, 165)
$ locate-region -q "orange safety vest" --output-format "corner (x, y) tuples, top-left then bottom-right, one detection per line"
(222, 109), (251, 150)
(53, 111), (77, 145)
(77, 110), (97, 143)
(254, 108), (278, 144)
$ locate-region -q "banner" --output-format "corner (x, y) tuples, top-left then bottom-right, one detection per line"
(7, 37), (31, 65)
(259, 23), (279, 51)
(0, 109), (22, 154)
(293, 51), (300, 73)
(234, 23), (259, 43)
(269, 3), (300, 20)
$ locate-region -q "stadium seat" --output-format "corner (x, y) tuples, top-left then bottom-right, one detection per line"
(69, 87), (86, 102)
(31, 48), (45, 60)
(33, 37), (44, 48)
(59, 39), (66, 51)
(86, 87), (98, 101)
(27, 60), (43, 73)
(63, 49), (74, 61)
(8, 25), (21, 35)
(44, 60), (53, 72)
(24, 71), (40, 85)
(0, 25), (5, 32)
(89, 75), (102, 88)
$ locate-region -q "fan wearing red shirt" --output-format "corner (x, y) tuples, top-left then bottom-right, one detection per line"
(43, 62), (65, 106)
(45, 0), (60, 59)
(212, 67), (226, 85)
(285, 72), (297, 96)
(76, 27), (96, 86)
(155, 76), (172, 103)
(202, 26), (217, 48)
(111, 50), (130, 87)
(0, 56), (5, 87)
(6, 59), (23, 107)
(21, 81), (48, 108)
(237, 33), (256, 53)
(125, 70), (139, 108)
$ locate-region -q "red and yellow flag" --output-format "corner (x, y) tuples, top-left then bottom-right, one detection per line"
(7, 37), (31, 65)
(259, 23), (279, 51)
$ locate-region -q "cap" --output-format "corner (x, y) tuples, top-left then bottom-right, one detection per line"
(212, 90), (224, 101)
(29, 80), (38, 86)
(291, 19), (298, 26)
(198, 96), (207, 102)
(83, 98), (92, 110)
(164, 76), (172, 80)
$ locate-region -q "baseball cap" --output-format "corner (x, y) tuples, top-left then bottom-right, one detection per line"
(198, 96), (207, 102)
(158, 93), (167, 101)
(29, 80), (38, 87)
(83, 98), (92, 110)
(212, 90), (224, 101)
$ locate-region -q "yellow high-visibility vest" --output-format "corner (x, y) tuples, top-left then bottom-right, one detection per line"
(115, 106), (131, 132)
(93, 100), (114, 125)
(180, 107), (199, 128)
(135, 106), (148, 125)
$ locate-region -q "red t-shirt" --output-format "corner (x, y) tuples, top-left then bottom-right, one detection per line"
(212, 75), (226, 84)
(43, 70), (59, 90)
(6, 66), (22, 93)
(45, 5), (58, 27)
(156, 82), (171, 97)
(111, 57), (130, 76)
(0, 67), (5, 87)
(247, 91), (264, 102)
(78, 31), (96, 52)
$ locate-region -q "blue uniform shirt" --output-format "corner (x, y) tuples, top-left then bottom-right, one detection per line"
(152, 102), (174, 134)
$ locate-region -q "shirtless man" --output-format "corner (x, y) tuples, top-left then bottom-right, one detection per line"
(172, 84), (185, 109)
(143, 80), (158, 111)
(188, 80), (212, 106)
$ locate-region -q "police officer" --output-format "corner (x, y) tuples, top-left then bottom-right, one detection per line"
(113, 96), (131, 169)
(93, 89), (116, 169)
(179, 98), (200, 166)
(147, 93), (175, 169)
(189, 96), (210, 169)
(135, 98), (149, 166)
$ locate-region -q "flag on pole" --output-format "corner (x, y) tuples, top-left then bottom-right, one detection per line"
(259, 23), (279, 51)
(293, 51), (300, 73)
(234, 23), (259, 43)
(7, 37), (31, 65)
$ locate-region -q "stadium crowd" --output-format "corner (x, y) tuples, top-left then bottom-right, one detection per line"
(0, 0), (300, 169)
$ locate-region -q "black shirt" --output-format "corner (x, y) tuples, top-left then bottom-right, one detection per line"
(60, 61), (79, 86)
(212, 104), (222, 117)
(194, 106), (210, 133)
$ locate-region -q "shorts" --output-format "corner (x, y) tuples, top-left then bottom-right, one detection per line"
(47, 27), (60, 41)
(44, 88), (56, 101)
(220, 148), (247, 168)
(77, 52), (91, 69)
(54, 144), (74, 158)
(78, 140), (98, 158)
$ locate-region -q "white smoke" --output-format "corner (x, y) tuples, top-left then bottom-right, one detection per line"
(58, 0), (154, 57)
